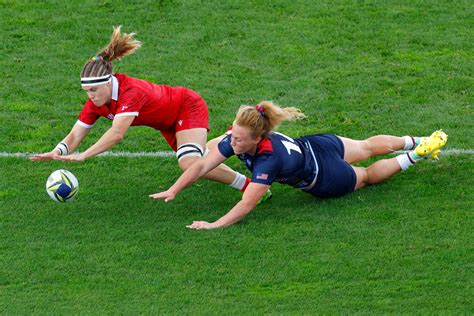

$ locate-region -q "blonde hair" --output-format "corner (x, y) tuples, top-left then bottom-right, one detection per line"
(80, 26), (142, 77)
(234, 101), (306, 139)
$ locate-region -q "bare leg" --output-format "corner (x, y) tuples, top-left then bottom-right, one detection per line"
(352, 158), (402, 190)
(175, 129), (238, 184)
(338, 135), (405, 164)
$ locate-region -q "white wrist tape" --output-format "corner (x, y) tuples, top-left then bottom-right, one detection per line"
(54, 142), (69, 156)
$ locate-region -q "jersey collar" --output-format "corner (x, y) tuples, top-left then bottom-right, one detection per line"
(257, 137), (273, 154)
(111, 75), (119, 101)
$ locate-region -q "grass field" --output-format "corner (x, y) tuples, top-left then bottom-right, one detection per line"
(1, 0), (473, 313)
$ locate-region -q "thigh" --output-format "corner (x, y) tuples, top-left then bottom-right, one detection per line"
(161, 127), (208, 153)
(175, 128), (209, 170)
(175, 128), (208, 149)
(337, 136), (370, 164)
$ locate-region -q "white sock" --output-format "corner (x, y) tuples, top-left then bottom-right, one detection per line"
(396, 153), (416, 171)
(403, 136), (416, 150)
(230, 172), (247, 190)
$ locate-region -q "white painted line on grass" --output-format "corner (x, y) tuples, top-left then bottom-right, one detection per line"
(0, 151), (175, 158)
(1, 148), (473, 158)
(392, 148), (474, 155)
(98, 151), (175, 157)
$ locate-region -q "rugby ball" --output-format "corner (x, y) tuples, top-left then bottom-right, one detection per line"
(46, 169), (79, 202)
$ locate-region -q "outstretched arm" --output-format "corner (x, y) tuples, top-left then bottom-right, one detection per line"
(149, 149), (227, 202)
(54, 116), (134, 162)
(30, 122), (91, 161)
(186, 182), (270, 230)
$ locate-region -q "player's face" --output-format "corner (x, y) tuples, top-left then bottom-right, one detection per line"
(231, 124), (261, 155)
(82, 82), (112, 107)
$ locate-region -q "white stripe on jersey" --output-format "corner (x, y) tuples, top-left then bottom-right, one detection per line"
(115, 112), (139, 118)
(76, 120), (95, 129)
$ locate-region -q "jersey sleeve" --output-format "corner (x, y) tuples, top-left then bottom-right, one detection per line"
(77, 100), (100, 128)
(217, 134), (235, 158)
(115, 87), (148, 118)
(251, 153), (282, 185)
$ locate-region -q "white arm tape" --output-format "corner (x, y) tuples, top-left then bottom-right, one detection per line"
(54, 142), (69, 156)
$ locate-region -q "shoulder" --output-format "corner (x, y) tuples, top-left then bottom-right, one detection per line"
(217, 134), (234, 158)
(257, 137), (274, 154)
(116, 73), (151, 91)
(254, 137), (280, 165)
(117, 75), (151, 101)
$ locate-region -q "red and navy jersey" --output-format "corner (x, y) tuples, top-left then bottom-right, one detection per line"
(78, 73), (187, 130)
(218, 131), (318, 189)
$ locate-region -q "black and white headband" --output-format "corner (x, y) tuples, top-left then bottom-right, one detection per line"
(80, 74), (112, 87)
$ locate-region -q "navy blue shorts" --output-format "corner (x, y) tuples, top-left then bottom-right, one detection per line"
(301, 134), (356, 198)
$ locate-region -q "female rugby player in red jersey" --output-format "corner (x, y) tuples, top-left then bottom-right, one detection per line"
(30, 26), (253, 193)
(150, 101), (448, 230)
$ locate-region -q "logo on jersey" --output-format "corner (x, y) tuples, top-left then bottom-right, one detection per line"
(107, 114), (115, 120)
(256, 173), (268, 180)
(121, 105), (129, 111)
(178, 120), (183, 126)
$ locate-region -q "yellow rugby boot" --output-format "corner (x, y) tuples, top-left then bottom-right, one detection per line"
(415, 130), (448, 160)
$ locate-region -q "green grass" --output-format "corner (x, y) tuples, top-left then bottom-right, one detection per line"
(1, 0), (473, 313)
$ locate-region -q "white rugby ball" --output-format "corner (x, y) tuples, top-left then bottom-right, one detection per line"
(46, 169), (79, 203)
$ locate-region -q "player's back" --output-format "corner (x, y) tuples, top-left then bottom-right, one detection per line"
(261, 132), (316, 188)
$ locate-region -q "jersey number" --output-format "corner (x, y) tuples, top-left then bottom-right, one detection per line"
(274, 132), (302, 155)
(281, 140), (302, 155)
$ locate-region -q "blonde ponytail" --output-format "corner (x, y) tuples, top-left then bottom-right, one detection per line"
(235, 101), (306, 139)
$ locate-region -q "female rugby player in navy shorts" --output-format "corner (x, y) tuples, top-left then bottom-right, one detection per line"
(30, 26), (256, 195)
(150, 101), (448, 230)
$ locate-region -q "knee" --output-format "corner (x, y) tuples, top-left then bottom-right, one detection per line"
(352, 140), (372, 161)
(354, 167), (369, 190)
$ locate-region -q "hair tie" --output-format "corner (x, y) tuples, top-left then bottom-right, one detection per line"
(256, 104), (265, 116)
(91, 55), (104, 61)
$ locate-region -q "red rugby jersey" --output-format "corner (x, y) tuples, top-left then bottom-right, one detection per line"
(78, 73), (186, 130)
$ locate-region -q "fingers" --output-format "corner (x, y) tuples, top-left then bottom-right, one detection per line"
(30, 153), (58, 161)
(149, 193), (164, 199)
(186, 221), (209, 230)
(186, 222), (200, 229)
(30, 156), (43, 161)
(149, 192), (174, 202)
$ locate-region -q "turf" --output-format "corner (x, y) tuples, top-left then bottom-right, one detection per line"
(0, 0), (473, 313)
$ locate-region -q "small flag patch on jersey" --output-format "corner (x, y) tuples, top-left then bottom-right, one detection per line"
(256, 173), (268, 180)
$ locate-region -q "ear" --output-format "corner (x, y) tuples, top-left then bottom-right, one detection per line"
(253, 136), (262, 144)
